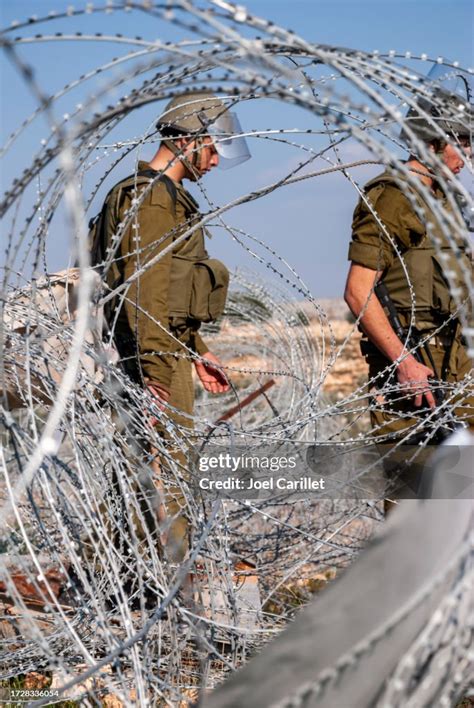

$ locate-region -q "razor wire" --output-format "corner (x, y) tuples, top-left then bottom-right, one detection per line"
(0, 1), (473, 706)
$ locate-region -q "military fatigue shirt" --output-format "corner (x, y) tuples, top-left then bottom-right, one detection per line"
(102, 161), (209, 391)
(349, 171), (440, 270)
(348, 170), (471, 330)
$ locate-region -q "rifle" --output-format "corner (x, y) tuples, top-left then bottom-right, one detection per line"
(374, 281), (456, 442)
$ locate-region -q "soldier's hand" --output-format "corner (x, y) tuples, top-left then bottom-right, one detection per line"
(396, 355), (436, 409)
(195, 352), (230, 394)
(144, 379), (171, 427)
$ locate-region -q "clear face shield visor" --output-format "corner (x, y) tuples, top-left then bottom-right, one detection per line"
(428, 63), (473, 102)
(208, 112), (251, 169)
(428, 63), (473, 150)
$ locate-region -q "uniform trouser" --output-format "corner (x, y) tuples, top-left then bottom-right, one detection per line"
(367, 335), (473, 497)
(82, 356), (195, 579)
(153, 356), (195, 563)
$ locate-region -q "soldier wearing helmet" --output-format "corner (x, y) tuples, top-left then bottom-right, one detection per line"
(92, 92), (250, 561)
(344, 67), (473, 461)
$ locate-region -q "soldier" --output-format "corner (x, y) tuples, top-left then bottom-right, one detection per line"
(92, 92), (250, 562)
(344, 77), (473, 483)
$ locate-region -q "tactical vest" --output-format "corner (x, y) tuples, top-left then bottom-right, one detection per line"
(90, 170), (229, 329)
(363, 172), (471, 329)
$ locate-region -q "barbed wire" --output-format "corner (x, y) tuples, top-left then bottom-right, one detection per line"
(1, 1), (472, 706)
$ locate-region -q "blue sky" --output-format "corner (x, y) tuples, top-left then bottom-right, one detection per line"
(1, 0), (473, 297)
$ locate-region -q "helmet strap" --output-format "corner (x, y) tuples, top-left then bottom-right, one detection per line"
(190, 136), (205, 172)
(163, 136), (203, 181)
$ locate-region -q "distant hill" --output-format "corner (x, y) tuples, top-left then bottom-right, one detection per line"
(297, 298), (350, 322)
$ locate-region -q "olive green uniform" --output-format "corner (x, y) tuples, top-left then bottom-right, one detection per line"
(348, 170), (473, 440)
(100, 161), (216, 397)
(94, 161), (229, 560)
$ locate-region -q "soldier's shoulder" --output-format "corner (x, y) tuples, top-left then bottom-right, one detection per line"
(363, 171), (402, 194)
(361, 173), (411, 211)
(149, 177), (177, 208)
(117, 172), (176, 210)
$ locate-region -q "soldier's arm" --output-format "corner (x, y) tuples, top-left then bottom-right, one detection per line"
(192, 331), (209, 357)
(345, 264), (405, 361)
(344, 263), (436, 408)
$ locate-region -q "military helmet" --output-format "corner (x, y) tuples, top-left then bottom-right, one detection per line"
(157, 92), (226, 135)
(403, 90), (472, 144)
(402, 65), (473, 147)
(157, 91), (251, 171)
